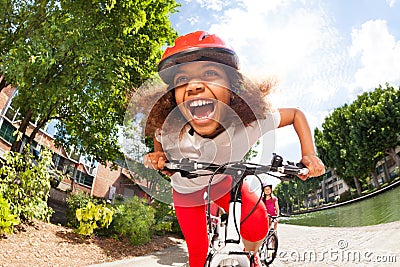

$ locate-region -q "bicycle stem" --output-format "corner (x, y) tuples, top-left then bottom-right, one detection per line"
(225, 174), (243, 244)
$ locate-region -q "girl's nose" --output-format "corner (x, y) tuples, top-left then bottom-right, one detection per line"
(186, 80), (205, 94)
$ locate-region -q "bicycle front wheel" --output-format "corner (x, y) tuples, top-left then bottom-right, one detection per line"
(258, 232), (278, 266)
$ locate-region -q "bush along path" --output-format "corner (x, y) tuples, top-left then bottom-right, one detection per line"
(0, 148), (184, 266)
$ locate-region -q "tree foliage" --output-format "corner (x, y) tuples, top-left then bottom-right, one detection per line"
(0, 0), (178, 164)
(349, 84), (400, 172)
(315, 105), (365, 195)
(275, 176), (321, 213)
(315, 84), (400, 194)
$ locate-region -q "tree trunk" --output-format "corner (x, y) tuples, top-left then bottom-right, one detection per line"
(370, 169), (382, 188)
(27, 102), (57, 146)
(11, 109), (33, 153)
(0, 75), (9, 91)
(27, 116), (48, 146)
(314, 189), (320, 208)
(353, 176), (362, 196)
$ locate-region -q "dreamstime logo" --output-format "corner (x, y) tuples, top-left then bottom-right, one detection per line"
(337, 239), (348, 249)
(120, 62), (278, 204)
(279, 239), (398, 264)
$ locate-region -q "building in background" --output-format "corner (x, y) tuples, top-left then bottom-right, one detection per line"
(319, 169), (349, 203)
(308, 149), (399, 207)
(0, 85), (150, 202)
(374, 146), (400, 186)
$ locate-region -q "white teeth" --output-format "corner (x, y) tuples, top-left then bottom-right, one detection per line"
(189, 99), (214, 107)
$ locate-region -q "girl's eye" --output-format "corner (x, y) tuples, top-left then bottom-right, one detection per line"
(174, 76), (188, 86)
(204, 70), (218, 77)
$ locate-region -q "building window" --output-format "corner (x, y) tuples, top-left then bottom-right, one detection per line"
(376, 165), (383, 175)
(52, 153), (69, 173)
(338, 183), (343, 189)
(75, 171), (94, 187)
(4, 105), (21, 122)
(0, 120), (16, 144)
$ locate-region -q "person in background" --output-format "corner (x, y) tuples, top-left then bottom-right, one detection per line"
(262, 184), (280, 231)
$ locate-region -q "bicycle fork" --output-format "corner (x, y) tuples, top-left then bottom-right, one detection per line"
(206, 178), (252, 267)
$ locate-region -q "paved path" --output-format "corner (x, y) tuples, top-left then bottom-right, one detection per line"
(87, 241), (188, 267)
(270, 220), (400, 267)
(87, 220), (400, 267)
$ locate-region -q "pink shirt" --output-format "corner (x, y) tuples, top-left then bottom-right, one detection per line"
(263, 196), (278, 216)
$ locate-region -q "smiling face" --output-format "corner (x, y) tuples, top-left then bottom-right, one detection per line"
(173, 61), (231, 137)
(264, 186), (272, 196)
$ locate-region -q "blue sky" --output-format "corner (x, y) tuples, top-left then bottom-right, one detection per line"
(169, 0), (400, 163)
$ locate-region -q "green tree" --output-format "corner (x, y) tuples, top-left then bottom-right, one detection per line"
(349, 84), (400, 184)
(0, 0), (178, 164)
(315, 105), (365, 195)
(315, 84), (400, 193)
(274, 180), (294, 213)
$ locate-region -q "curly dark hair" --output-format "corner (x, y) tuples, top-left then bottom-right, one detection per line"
(143, 67), (274, 137)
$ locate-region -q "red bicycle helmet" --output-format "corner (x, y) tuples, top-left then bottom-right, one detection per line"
(158, 31), (239, 84)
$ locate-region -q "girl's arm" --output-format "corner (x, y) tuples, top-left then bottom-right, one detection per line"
(274, 198), (280, 216)
(278, 107), (325, 179)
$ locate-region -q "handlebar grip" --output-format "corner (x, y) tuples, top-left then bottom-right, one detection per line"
(298, 168), (309, 176)
(296, 162), (309, 176)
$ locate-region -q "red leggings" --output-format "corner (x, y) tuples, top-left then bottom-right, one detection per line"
(173, 177), (268, 267)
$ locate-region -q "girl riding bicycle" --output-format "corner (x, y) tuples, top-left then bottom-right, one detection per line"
(143, 31), (325, 267)
(262, 184), (280, 231)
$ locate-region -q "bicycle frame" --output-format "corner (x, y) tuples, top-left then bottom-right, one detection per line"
(258, 215), (279, 266)
(205, 176), (253, 267)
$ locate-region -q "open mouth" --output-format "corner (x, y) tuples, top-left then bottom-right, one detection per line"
(185, 98), (216, 119)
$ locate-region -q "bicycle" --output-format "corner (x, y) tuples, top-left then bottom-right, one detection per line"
(164, 154), (308, 267)
(258, 215), (279, 266)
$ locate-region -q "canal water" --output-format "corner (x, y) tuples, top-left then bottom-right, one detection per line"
(281, 186), (400, 227)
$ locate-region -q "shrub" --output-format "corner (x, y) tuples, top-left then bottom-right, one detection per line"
(0, 195), (20, 235)
(152, 200), (181, 236)
(75, 201), (113, 236)
(110, 196), (155, 245)
(0, 147), (53, 222)
(66, 191), (93, 227)
(338, 190), (355, 203)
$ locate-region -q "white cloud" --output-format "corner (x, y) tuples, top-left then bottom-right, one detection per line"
(187, 16), (199, 25)
(349, 19), (400, 91)
(194, 0), (228, 11)
(386, 0), (396, 7)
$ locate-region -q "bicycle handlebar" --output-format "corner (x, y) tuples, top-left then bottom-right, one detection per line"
(163, 154), (309, 180)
